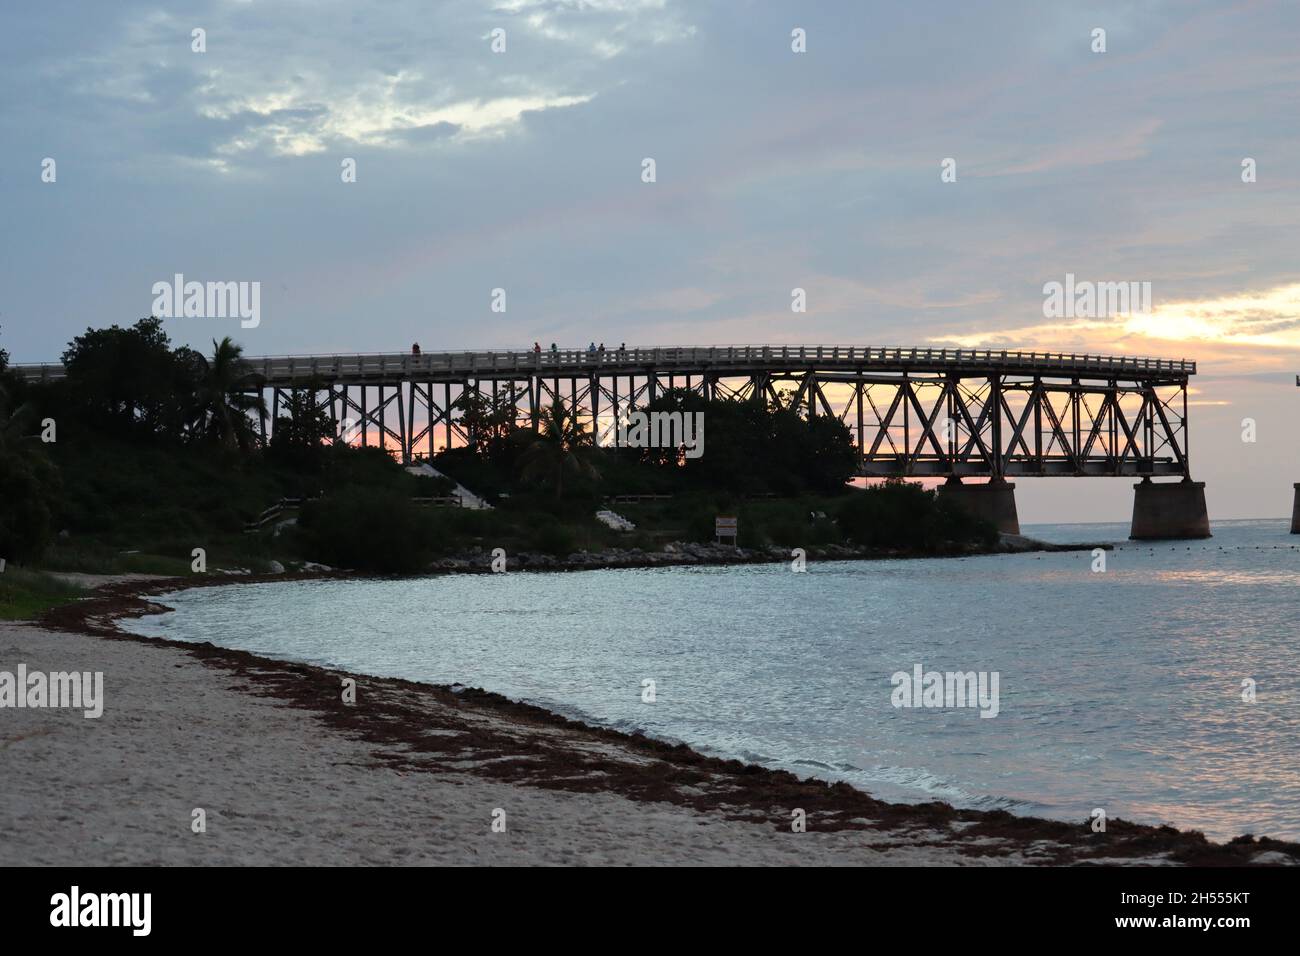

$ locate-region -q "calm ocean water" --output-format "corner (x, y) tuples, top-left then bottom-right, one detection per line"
(127, 518), (1300, 842)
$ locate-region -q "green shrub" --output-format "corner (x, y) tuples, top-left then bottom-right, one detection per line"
(0, 450), (60, 563)
(531, 519), (577, 556)
(836, 482), (995, 551)
(299, 491), (435, 573)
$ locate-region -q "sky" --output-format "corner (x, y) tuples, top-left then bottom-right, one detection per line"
(2, 0), (1299, 524)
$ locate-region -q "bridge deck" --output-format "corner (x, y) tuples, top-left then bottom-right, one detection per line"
(11, 345), (1196, 386)
(8, 344), (1197, 480)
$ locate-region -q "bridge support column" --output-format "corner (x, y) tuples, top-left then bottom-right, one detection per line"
(1130, 478), (1210, 540)
(1291, 484), (1300, 534)
(937, 477), (1020, 535)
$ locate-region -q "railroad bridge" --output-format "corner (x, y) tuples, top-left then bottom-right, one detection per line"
(13, 344), (1211, 539)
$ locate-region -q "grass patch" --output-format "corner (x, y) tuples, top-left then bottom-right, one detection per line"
(36, 538), (277, 576)
(0, 567), (87, 621)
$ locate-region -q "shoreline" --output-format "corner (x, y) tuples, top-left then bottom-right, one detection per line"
(422, 532), (1109, 573)
(9, 571), (1295, 866)
(251, 530), (1109, 579)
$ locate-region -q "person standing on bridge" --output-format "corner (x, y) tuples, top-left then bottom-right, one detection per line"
(411, 342), (421, 356)
(588, 341), (596, 354)
(533, 341), (541, 353)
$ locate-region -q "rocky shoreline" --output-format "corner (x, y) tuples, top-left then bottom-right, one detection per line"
(424, 533), (1111, 573)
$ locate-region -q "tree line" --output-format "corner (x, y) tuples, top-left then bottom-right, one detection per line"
(1, 319), (277, 561)
(0, 317), (866, 564)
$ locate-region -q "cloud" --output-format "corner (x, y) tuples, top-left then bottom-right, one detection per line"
(14, 0), (689, 168)
(939, 282), (1300, 352)
(494, 0), (696, 56)
(992, 119), (1164, 176)
(203, 75), (595, 156)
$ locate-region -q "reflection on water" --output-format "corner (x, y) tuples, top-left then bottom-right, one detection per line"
(127, 518), (1300, 841)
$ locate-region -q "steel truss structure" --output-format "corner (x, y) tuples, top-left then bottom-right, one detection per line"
(14, 345), (1196, 478)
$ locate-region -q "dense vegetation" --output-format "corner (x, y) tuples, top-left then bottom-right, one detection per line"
(0, 319), (996, 586)
(434, 386), (858, 499)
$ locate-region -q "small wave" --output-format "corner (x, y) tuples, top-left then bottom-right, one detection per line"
(791, 758), (863, 773)
(962, 793), (1036, 813)
(792, 758), (836, 771)
(858, 764), (1004, 807)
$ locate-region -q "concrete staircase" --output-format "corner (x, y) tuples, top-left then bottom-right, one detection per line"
(595, 509), (636, 531)
(405, 463), (492, 510)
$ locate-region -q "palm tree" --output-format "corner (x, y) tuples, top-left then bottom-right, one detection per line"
(518, 399), (599, 499)
(190, 337), (266, 454)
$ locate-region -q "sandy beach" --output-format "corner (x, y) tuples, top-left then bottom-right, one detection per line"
(2, 576), (1297, 867)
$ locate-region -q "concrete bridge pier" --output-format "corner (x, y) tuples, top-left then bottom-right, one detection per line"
(1129, 478), (1211, 540)
(938, 477), (1020, 535)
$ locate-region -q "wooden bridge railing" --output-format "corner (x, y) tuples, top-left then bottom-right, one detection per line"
(10, 345), (1197, 385)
